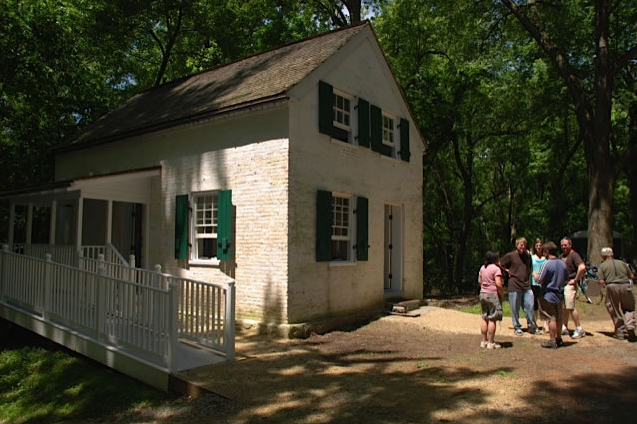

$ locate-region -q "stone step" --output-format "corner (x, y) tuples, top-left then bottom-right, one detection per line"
(385, 299), (421, 314)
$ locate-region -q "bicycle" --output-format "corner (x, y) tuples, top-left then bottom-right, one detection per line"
(576, 264), (605, 304)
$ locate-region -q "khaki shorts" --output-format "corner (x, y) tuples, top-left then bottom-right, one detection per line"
(564, 284), (577, 309)
(539, 298), (564, 323)
(480, 293), (503, 321)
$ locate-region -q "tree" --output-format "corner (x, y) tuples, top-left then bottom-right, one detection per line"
(499, 0), (637, 264)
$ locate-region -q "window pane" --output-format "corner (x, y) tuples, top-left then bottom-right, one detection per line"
(331, 240), (349, 261)
(197, 238), (217, 259)
(344, 98), (350, 111)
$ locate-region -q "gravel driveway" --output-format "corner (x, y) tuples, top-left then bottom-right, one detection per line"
(82, 302), (637, 424)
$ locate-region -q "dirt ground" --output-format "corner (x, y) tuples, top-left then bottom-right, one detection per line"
(86, 296), (637, 424)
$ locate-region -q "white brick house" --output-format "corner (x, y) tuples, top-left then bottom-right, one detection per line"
(5, 22), (424, 334)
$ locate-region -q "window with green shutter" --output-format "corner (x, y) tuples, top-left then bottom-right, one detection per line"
(217, 190), (232, 261)
(399, 118), (411, 162)
(318, 81), (334, 137)
(370, 104), (382, 153)
(175, 194), (189, 260)
(357, 98), (370, 148)
(356, 197), (369, 261)
(316, 190), (332, 261)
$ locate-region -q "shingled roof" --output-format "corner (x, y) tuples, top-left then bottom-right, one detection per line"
(57, 22), (369, 152)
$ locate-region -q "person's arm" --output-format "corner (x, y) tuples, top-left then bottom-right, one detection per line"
(568, 262), (586, 285)
(478, 270), (483, 288)
(495, 274), (503, 302)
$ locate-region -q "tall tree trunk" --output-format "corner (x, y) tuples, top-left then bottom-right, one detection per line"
(586, 152), (615, 263)
(451, 132), (474, 292)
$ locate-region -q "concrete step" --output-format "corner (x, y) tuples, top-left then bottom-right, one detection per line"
(385, 299), (421, 314)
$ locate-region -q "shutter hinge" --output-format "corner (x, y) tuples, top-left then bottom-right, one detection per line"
(389, 244), (393, 249)
(389, 273), (393, 279)
(389, 215), (393, 220)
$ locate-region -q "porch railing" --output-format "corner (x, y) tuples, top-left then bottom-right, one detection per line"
(0, 245), (236, 369)
(12, 243), (131, 268)
(13, 244), (78, 266)
(79, 256), (235, 357)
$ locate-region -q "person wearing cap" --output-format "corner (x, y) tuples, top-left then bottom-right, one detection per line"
(597, 247), (635, 341)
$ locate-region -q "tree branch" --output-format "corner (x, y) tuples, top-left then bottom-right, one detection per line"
(613, 44), (637, 77)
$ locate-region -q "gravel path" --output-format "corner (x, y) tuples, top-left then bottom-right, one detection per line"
(76, 304), (637, 424)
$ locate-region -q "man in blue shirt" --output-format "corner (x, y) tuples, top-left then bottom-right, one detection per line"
(537, 241), (569, 349)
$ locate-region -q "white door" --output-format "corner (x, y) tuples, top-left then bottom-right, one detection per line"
(384, 204), (403, 292)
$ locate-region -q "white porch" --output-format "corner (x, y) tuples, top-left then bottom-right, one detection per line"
(5, 168), (158, 268)
(1, 168), (236, 391)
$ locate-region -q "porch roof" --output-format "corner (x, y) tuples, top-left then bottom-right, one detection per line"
(2, 167), (160, 205)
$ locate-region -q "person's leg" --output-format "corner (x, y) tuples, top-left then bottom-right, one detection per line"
(605, 284), (629, 338)
(487, 320), (496, 343)
(509, 290), (522, 332)
(621, 286), (636, 338)
(563, 285), (580, 333)
(481, 318), (488, 343)
(523, 289), (537, 330)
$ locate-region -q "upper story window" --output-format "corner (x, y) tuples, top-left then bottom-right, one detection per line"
(192, 192), (218, 261)
(383, 115), (395, 146)
(332, 90), (353, 143)
(381, 113), (397, 158)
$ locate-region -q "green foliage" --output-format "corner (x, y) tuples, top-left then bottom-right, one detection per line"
(0, 325), (169, 423)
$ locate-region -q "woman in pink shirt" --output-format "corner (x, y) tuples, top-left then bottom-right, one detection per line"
(478, 251), (504, 349)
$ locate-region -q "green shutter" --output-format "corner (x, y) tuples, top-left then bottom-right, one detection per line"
(318, 81), (333, 136)
(370, 104), (382, 153)
(357, 98), (370, 148)
(400, 118), (411, 162)
(356, 196), (369, 261)
(175, 194), (189, 260)
(217, 190), (233, 261)
(316, 190), (332, 262)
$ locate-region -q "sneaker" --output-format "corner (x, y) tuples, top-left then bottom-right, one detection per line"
(480, 340), (489, 348)
(561, 326), (569, 336)
(487, 342), (502, 349)
(530, 327), (543, 335)
(514, 329), (524, 336)
(541, 340), (558, 349)
(556, 337), (564, 347)
(571, 328), (585, 339)
(613, 334), (628, 342)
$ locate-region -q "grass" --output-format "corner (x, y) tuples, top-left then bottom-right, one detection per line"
(461, 299), (515, 317)
(0, 321), (172, 423)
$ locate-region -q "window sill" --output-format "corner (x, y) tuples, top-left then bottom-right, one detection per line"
(189, 259), (220, 267)
(329, 261), (356, 267)
(380, 153), (398, 161)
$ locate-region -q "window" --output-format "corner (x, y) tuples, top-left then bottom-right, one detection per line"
(316, 190), (368, 263)
(331, 194), (352, 261)
(193, 192), (218, 261)
(332, 91), (352, 143)
(381, 113), (396, 158)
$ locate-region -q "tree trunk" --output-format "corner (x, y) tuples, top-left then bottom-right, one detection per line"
(586, 147), (615, 264)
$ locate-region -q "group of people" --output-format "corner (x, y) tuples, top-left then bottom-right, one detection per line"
(478, 237), (635, 349)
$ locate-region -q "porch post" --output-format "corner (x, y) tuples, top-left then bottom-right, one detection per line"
(224, 280), (236, 360)
(25, 203), (33, 245)
(49, 200), (57, 246)
(106, 200), (112, 244)
(7, 203), (15, 247)
(75, 197), (84, 251)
